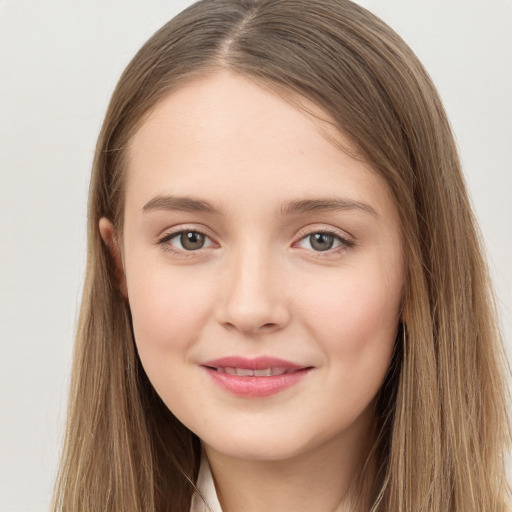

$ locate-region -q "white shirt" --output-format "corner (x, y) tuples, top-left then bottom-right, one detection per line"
(190, 455), (223, 512)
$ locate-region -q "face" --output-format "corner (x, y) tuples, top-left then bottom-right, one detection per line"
(105, 71), (404, 463)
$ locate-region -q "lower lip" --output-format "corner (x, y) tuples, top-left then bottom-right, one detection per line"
(203, 367), (311, 397)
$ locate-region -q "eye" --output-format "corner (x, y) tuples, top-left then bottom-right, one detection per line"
(296, 231), (354, 252)
(158, 230), (214, 251)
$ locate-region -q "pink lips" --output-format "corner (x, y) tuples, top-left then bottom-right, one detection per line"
(201, 356), (311, 397)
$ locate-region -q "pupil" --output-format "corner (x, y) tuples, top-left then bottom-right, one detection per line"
(181, 231), (205, 250)
(310, 233), (334, 251)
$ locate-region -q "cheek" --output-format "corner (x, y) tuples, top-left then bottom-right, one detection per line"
(126, 264), (214, 360)
(296, 260), (402, 367)
(294, 264), (402, 434)
(125, 263), (220, 409)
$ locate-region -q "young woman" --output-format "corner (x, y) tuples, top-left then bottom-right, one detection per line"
(52, 0), (511, 510)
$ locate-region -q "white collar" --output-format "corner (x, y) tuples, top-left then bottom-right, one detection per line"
(190, 454), (223, 512)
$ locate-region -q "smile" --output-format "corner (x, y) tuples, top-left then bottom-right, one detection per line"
(213, 367), (292, 376)
(201, 356), (312, 397)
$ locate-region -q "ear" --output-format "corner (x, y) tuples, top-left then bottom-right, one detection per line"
(99, 217), (128, 299)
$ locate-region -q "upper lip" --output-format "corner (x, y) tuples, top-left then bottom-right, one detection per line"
(201, 356), (308, 371)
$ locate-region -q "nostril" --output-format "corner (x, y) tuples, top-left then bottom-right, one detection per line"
(216, 292), (291, 334)
(220, 320), (281, 334)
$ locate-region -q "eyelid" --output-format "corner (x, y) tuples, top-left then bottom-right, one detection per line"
(155, 223), (355, 256)
(156, 224), (218, 255)
(293, 225), (355, 252)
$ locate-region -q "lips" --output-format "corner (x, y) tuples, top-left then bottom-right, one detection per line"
(201, 357), (311, 397)
(214, 367), (290, 376)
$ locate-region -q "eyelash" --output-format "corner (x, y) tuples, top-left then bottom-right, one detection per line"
(294, 227), (355, 254)
(157, 228), (214, 257)
(157, 226), (355, 257)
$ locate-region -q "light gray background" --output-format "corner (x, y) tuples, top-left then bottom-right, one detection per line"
(1, 1), (511, 510)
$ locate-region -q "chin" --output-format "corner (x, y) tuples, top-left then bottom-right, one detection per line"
(199, 424), (332, 463)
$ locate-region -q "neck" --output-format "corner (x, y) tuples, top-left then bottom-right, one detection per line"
(204, 413), (377, 512)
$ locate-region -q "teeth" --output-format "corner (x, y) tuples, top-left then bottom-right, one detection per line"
(254, 368), (272, 376)
(236, 368), (254, 376)
(215, 367), (292, 376)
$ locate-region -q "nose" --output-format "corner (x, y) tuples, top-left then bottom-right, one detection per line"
(215, 246), (291, 335)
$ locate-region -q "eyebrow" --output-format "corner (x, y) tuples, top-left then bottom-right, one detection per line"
(280, 198), (378, 217)
(142, 194), (378, 217)
(142, 195), (222, 214)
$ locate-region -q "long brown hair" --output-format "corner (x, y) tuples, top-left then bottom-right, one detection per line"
(53, 1), (511, 510)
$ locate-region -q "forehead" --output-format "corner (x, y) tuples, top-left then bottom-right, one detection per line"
(125, 70), (396, 220)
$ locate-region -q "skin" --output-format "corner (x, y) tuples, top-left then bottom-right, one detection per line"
(100, 71), (404, 511)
